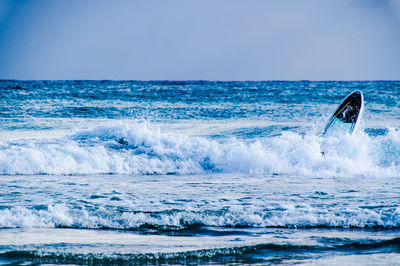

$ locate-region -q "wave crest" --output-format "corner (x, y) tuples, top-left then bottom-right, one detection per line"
(1, 203), (400, 229)
(0, 123), (399, 176)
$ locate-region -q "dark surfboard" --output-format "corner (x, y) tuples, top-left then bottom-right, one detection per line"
(322, 90), (364, 136)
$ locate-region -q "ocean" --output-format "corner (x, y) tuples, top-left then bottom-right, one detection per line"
(0, 80), (399, 264)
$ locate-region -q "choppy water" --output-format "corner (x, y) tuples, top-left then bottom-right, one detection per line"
(0, 80), (399, 265)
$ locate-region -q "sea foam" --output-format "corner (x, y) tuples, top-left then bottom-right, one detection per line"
(0, 122), (399, 177)
(1, 203), (399, 229)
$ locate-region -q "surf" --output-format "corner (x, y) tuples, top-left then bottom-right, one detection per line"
(0, 121), (399, 177)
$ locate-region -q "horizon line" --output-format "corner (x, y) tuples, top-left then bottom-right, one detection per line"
(1, 79), (399, 82)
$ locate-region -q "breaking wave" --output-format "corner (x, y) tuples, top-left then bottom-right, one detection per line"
(1, 203), (400, 229)
(0, 122), (400, 177)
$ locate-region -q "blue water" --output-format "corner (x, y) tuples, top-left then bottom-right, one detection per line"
(0, 80), (400, 264)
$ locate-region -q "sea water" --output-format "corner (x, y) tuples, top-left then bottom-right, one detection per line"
(0, 80), (399, 264)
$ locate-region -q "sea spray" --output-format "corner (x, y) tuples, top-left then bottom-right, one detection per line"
(0, 122), (399, 176)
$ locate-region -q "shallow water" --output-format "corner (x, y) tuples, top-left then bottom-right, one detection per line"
(0, 80), (399, 264)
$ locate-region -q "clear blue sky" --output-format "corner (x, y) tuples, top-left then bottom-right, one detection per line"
(0, 0), (399, 80)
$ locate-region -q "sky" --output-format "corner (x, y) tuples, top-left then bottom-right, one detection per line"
(0, 0), (399, 80)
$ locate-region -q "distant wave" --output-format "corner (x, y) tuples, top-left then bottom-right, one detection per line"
(0, 122), (400, 176)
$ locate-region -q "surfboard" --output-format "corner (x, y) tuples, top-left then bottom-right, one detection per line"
(322, 90), (364, 136)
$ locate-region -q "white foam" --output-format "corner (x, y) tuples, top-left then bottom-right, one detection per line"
(0, 203), (399, 229)
(0, 122), (399, 177)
